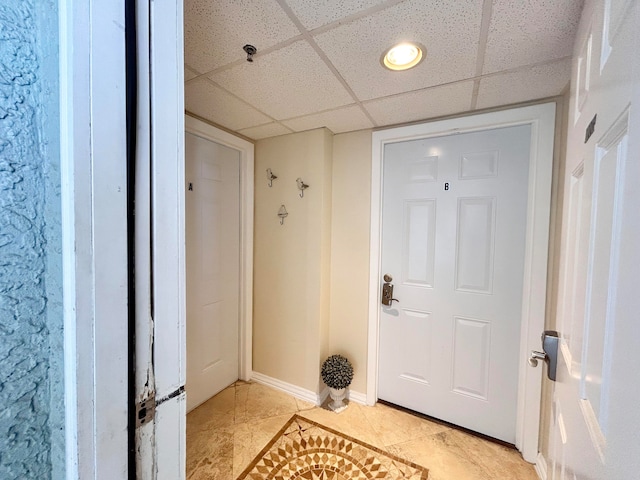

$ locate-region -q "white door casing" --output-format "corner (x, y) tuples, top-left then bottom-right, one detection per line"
(186, 133), (241, 412)
(369, 103), (556, 462)
(185, 115), (255, 388)
(60, 1), (130, 477)
(62, 0), (189, 476)
(378, 124), (532, 443)
(548, 0), (640, 478)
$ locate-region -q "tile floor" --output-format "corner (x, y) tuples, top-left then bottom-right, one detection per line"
(186, 381), (540, 480)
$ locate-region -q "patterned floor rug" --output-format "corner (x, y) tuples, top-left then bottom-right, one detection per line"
(237, 414), (429, 479)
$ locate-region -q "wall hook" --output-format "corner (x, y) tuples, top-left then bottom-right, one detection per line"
(296, 177), (309, 197)
(277, 205), (288, 225)
(266, 168), (278, 187)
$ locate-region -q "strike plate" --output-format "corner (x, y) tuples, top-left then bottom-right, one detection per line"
(135, 394), (156, 428)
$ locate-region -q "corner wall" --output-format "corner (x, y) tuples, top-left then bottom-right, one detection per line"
(328, 131), (372, 394)
(253, 129), (333, 393)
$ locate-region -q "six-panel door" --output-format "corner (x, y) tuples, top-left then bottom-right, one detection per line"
(378, 124), (531, 443)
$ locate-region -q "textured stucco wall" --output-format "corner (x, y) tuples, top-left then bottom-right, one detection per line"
(0, 1), (63, 478)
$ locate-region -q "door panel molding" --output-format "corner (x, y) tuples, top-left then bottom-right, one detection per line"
(185, 114), (254, 384)
(368, 103), (556, 462)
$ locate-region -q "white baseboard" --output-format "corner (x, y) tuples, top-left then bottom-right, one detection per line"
(347, 390), (367, 405)
(534, 452), (547, 480)
(251, 372), (368, 408)
(251, 372), (321, 405)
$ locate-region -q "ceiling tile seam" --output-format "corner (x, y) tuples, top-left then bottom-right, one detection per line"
(185, 0), (407, 84)
(185, 64), (200, 76)
(355, 55), (574, 106)
(359, 79), (474, 105)
(478, 55), (573, 79)
(274, 0), (379, 127)
(201, 76), (282, 125)
(185, 110), (257, 143)
(306, 0), (407, 37)
(184, 65), (208, 85)
(278, 103), (360, 122)
(186, 34), (308, 83)
(238, 121), (295, 134)
(470, 0), (494, 110)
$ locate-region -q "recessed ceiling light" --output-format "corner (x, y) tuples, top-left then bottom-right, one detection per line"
(381, 42), (425, 71)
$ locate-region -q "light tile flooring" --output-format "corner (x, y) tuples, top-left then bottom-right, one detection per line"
(186, 381), (539, 480)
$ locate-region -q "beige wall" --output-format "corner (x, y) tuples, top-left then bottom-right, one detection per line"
(253, 128), (333, 392)
(253, 128), (372, 395)
(253, 102), (567, 414)
(327, 130), (372, 394)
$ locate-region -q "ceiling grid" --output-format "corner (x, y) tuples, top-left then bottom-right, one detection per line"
(184, 0), (584, 140)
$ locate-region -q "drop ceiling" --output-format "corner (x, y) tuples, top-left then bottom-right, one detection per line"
(184, 0), (584, 140)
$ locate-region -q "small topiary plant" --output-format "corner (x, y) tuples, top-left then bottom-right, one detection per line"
(321, 354), (354, 390)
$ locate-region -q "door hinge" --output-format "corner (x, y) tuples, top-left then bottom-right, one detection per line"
(135, 392), (156, 428)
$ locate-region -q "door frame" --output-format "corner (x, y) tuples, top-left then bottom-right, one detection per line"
(185, 114), (255, 382)
(367, 103), (556, 462)
(60, 0), (130, 477)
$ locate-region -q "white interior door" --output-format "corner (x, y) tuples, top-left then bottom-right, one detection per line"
(186, 132), (240, 412)
(548, 1), (640, 478)
(379, 124), (531, 443)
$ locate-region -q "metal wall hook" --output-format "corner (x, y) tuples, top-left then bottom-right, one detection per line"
(296, 177), (309, 197)
(277, 205), (288, 225)
(267, 168), (277, 187)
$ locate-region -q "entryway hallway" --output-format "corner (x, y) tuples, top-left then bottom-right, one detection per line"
(186, 382), (538, 479)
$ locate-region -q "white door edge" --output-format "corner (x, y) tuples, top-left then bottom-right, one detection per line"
(60, 0), (129, 478)
(367, 103), (556, 463)
(185, 114), (255, 382)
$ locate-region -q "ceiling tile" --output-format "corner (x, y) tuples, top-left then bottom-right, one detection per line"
(237, 122), (293, 140)
(364, 81), (474, 126)
(184, 0), (300, 73)
(483, 0), (583, 74)
(282, 105), (374, 133)
(284, 0), (390, 30)
(210, 40), (354, 120)
(185, 78), (272, 131)
(313, 0), (483, 101)
(184, 66), (199, 81)
(476, 58), (572, 110)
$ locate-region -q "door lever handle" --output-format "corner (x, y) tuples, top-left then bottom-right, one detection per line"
(527, 331), (559, 381)
(381, 281), (399, 306)
(528, 350), (547, 367)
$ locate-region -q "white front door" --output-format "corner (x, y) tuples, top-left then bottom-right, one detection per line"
(379, 124), (531, 443)
(186, 132), (241, 412)
(548, 1), (640, 478)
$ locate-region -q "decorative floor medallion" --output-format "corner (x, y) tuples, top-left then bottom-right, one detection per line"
(237, 415), (429, 479)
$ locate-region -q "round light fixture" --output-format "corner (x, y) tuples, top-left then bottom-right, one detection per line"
(381, 42), (425, 71)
